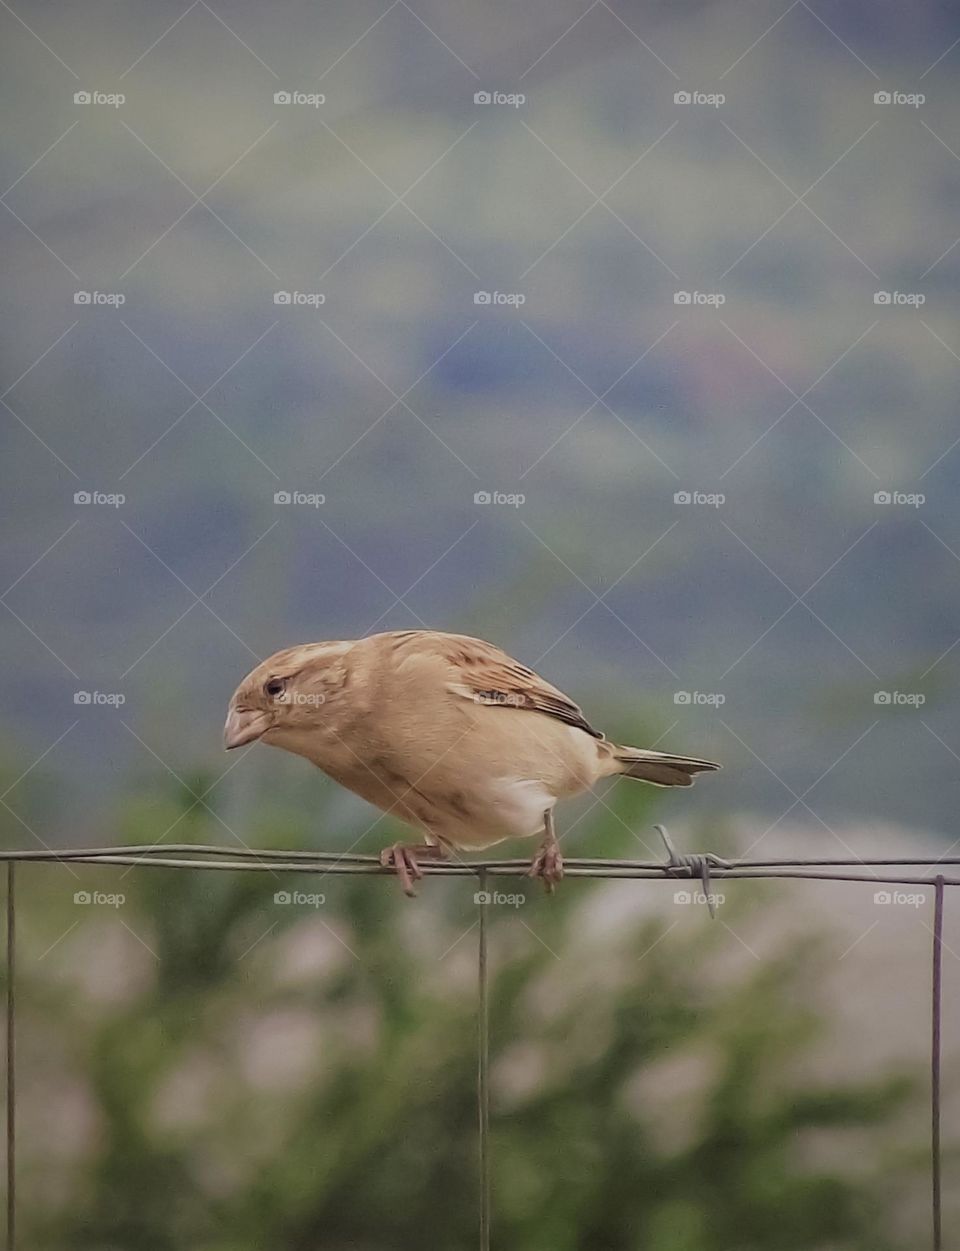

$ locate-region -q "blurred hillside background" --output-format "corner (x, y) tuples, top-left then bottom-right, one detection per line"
(1, 0), (959, 1246)
(1, 0), (960, 838)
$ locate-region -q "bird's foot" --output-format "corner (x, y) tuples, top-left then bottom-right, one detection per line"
(379, 842), (446, 897)
(379, 843), (424, 897)
(527, 840), (564, 893)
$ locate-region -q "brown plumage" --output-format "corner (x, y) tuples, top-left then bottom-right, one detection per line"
(224, 630), (719, 894)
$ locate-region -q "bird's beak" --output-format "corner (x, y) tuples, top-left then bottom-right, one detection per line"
(223, 706), (272, 750)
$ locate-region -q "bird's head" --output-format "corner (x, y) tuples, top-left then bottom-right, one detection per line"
(223, 641), (352, 751)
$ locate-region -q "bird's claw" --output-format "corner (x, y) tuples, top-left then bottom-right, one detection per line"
(527, 842), (564, 893)
(380, 843), (423, 897)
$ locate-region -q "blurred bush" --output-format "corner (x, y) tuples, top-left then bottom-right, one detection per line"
(1, 768), (922, 1250)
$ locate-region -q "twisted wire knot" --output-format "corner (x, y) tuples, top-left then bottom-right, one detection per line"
(654, 824), (730, 919)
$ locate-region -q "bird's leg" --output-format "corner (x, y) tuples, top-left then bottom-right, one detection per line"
(527, 809), (563, 893)
(379, 841), (448, 897)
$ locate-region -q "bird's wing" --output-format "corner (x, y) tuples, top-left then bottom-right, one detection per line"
(418, 632), (604, 739)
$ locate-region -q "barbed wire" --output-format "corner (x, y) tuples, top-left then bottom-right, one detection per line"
(1, 841), (959, 883)
(2, 831), (952, 1250)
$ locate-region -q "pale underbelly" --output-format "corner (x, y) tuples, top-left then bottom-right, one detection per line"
(428, 777), (558, 850)
(333, 765), (558, 850)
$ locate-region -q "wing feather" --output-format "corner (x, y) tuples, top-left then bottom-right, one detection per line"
(395, 631), (604, 739)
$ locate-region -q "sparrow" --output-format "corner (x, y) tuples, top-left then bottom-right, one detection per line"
(224, 630), (719, 895)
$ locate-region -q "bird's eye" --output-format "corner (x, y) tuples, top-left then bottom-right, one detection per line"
(264, 677), (285, 698)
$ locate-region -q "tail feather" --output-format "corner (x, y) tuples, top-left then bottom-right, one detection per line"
(612, 746), (720, 788)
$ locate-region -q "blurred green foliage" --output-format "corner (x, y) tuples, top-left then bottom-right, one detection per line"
(1, 770), (924, 1250)
(0, 775), (921, 1245)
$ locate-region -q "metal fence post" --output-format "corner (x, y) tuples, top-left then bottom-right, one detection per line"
(6, 863), (15, 1251)
(477, 868), (490, 1251)
(931, 875), (944, 1251)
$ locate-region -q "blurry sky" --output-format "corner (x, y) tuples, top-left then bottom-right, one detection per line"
(1, 0), (960, 843)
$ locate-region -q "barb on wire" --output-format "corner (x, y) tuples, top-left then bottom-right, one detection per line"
(654, 823), (731, 918)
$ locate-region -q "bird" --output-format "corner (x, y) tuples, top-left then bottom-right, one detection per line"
(223, 630), (719, 895)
